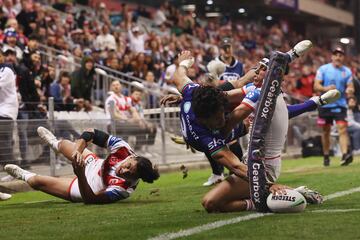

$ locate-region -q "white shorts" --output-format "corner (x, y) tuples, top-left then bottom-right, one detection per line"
(67, 153), (106, 202)
(264, 157), (281, 183)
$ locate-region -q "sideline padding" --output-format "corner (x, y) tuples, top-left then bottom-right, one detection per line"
(247, 51), (289, 212)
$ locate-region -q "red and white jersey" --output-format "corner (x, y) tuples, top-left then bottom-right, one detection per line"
(105, 93), (133, 118)
(83, 136), (139, 202)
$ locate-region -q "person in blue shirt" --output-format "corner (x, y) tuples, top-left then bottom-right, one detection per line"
(314, 46), (354, 166)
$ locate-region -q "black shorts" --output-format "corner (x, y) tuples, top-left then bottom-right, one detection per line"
(317, 107), (347, 126)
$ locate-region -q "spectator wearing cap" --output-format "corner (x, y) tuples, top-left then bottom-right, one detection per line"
(3, 27), (23, 60)
(71, 56), (95, 111)
(215, 38), (244, 82)
(314, 46), (355, 166)
(94, 25), (116, 51)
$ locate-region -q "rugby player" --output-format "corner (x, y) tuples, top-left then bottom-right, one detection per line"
(168, 43), (338, 212)
(4, 127), (159, 204)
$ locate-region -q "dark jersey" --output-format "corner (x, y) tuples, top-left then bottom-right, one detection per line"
(179, 82), (247, 156)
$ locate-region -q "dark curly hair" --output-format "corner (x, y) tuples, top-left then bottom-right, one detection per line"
(135, 156), (160, 183)
(192, 86), (228, 119)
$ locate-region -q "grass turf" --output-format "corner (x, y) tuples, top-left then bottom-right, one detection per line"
(1, 156), (360, 240)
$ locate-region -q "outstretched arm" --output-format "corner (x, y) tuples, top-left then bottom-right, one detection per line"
(173, 50), (194, 93)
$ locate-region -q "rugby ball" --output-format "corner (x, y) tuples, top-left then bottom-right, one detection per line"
(266, 189), (307, 213)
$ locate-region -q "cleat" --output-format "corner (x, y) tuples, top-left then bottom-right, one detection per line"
(323, 157), (330, 167)
(340, 153), (353, 166)
(311, 89), (341, 106)
(294, 186), (324, 204)
(4, 164), (33, 181)
(37, 127), (59, 153)
(286, 40), (313, 62)
(0, 192), (12, 201)
(202, 174), (224, 186)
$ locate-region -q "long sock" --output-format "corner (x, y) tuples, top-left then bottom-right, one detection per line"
(287, 100), (317, 119)
(52, 140), (60, 151)
(245, 199), (255, 211)
(24, 172), (36, 182)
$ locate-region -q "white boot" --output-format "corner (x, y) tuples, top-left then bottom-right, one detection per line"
(202, 174), (224, 186)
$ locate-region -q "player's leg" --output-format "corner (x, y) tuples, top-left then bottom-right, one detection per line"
(202, 175), (250, 212)
(336, 121), (353, 166)
(203, 152), (224, 186)
(321, 124), (331, 165)
(288, 89), (340, 119)
(4, 164), (74, 201)
(37, 126), (93, 162)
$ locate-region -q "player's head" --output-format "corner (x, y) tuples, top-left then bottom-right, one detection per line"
(116, 155), (159, 183)
(253, 58), (269, 87)
(192, 86), (228, 130)
(331, 46), (345, 67)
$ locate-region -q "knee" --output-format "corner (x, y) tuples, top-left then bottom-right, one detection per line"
(202, 196), (221, 213)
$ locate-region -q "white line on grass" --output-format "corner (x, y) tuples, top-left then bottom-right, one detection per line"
(311, 208), (360, 213)
(148, 186), (360, 240)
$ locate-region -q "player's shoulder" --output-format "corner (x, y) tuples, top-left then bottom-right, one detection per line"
(342, 65), (352, 75)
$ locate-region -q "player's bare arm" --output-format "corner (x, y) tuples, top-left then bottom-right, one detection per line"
(314, 79), (336, 92)
(222, 103), (253, 137)
(173, 50), (194, 93)
(212, 147), (248, 181)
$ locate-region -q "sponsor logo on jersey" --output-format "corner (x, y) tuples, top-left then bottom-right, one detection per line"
(220, 72), (240, 81)
(207, 138), (226, 150)
(183, 101), (191, 114)
(261, 79), (279, 119)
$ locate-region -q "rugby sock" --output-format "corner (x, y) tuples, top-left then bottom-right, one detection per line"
(287, 100), (317, 119)
(245, 199), (256, 211)
(24, 172), (37, 182)
(51, 140), (61, 151)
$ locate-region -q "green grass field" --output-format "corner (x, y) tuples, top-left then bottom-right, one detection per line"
(1, 156), (360, 240)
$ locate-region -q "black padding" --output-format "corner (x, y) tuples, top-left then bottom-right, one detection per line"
(93, 129), (109, 148)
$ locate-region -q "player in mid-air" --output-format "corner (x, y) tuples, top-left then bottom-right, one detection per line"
(4, 127), (159, 203)
(166, 42), (339, 212)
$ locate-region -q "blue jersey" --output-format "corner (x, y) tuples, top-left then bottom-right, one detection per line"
(216, 57), (244, 81)
(180, 83), (247, 156)
(316, 63), (352, 108)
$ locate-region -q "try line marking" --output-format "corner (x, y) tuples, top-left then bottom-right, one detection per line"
(148, 186), (360, 240)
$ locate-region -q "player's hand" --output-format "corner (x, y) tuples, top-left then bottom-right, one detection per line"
(160, 94), (182, 105)
(269, 183), (289, 195)
(178, 50), (193, 63)
(72, 157), (85, 176)
(72, 150), (86, 167)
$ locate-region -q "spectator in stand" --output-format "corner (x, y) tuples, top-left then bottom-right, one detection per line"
(94, 25), (116, 51)
(347, 96), (360, 155)
(130, 83), (157, 146)
(2, 0), (20, 18)
(105, 80), (150, 150)
(0, 49), (17, 201)
(314, 46), (354, 166)
(7, 48), (46, 167)
(40, 64), (56, 99)
(71, 56), (95, 111)
(216, 38), (244, 82)
(127, 24), (148, 54)
(163, 54), (179, 87)
(143, 71), (160, 109)
(50, 71), (84, 111)
(3, 27), (23, 60)
(16, 1), (36, 36)
(295, 65), (315, 98)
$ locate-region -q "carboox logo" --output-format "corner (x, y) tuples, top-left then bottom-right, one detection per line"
(260, 79), (279, 119)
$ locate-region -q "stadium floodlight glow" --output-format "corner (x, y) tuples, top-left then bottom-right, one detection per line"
(238, 8), (245, 14)
(266, 15), (273, 21)
(207, 0), (213, 5)
(206, 12), (222, 17)
(340, 38), (350, 44)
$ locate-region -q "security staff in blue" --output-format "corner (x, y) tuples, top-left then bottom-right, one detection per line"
(314, 46), (354, 166)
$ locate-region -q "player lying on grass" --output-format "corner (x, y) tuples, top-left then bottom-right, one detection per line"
(4, 127), (159, 204)
(165, 43), (339, 212)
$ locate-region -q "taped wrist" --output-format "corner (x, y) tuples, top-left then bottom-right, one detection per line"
(80, 131), (94, 142)
(93, 129), (109, 148)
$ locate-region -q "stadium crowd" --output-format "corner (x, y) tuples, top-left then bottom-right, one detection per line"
(0, 0), (360, 171)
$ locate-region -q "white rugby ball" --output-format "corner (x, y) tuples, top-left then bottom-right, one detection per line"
(266, 189), (307, 213)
